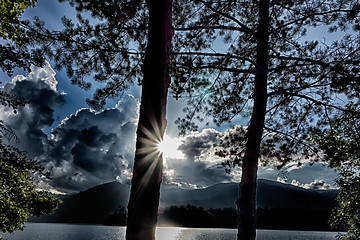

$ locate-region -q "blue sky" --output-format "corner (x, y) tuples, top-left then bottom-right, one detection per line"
(0, 0), (339, 194)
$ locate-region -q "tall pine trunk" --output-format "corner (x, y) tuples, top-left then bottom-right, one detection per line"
(236, 0), (269, 239)
(126, 0), (173, 239)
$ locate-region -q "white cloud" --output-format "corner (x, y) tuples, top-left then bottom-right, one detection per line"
(27, 61), (58, 92)
(290, 179), (334, 190)
(277, 177), (287, 184)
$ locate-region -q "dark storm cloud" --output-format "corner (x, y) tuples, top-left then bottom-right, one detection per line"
(0, 62), (140, 193)
(42, 95), (139, 193)
(178, 128), (219, 158)
(71, 126), (118, 172)
(0, 61), (65, 157)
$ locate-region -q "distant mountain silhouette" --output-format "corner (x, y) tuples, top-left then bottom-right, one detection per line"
(30, 179), (338, 227)
(161, 179), (338, 210)
(31, 182), (130, 224)
(256, 179), (338, 210)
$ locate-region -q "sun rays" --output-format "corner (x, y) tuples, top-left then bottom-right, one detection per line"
(137, 131), (183, 165)
(128, 113), (185, 215)
(136, 114), (183, 166)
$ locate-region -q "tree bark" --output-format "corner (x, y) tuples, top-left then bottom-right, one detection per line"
(236, 0), (269, 239)
(126, 1), (173, 240)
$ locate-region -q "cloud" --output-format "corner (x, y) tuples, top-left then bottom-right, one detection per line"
(290, 179), (334, 190)
(41, 95), (139, 193)
(163, 125), (310, 189)
(0, 66), (338, 194)
(24, 61), (58, 92)
(0, 61), (65, 157)
(177, 128), (219, 159)
(0, 61), (140, 193)
(43, 117), (336, 192)
(277, 177), (287, 184)
(163, 128), (235, 188)
(282, 162), (337, 186)
(161, 126), (337, 189)
(1, 62), (241, 192)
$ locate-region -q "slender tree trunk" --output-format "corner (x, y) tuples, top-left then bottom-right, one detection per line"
(126, 1), (173, 240)
(236, 0), (269, 239)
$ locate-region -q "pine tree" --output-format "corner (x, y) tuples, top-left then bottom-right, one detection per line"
(171, 1), (360, 239)
(125, 1), (173, 239)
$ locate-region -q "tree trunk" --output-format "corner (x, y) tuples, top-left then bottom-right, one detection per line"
(126, 0), (173, 240)
(236, 0), (269, 239)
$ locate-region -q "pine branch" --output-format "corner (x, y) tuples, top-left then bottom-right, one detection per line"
(173, 51), (255, 64)
(174, 25), (251, 33)
(196, 66), (254, 74)
(291, 93), (349, 112)
(177, 63), (254, 74)
(263, 126), (324, 161)
(197, 0), (255, 36)
(271, 3), (353, 31)
(267, 81), (331, 97)
(269, 55), (329, 65)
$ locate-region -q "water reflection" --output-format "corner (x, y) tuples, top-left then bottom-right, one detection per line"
(157, 227), (236, 240)
(0, 223), (338, 240)
(156, 227), (185, 239)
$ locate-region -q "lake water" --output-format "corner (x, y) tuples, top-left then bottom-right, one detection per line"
(0, 223), (339, 240)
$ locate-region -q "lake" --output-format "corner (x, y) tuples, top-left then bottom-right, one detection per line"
(0, 223), (339, 240)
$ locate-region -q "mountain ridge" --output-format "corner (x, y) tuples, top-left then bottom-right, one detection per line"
(30, 179), (338, 226)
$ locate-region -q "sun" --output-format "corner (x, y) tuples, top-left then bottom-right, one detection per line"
(157, 135), (184, 162)
(157, 140), (168, 156)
